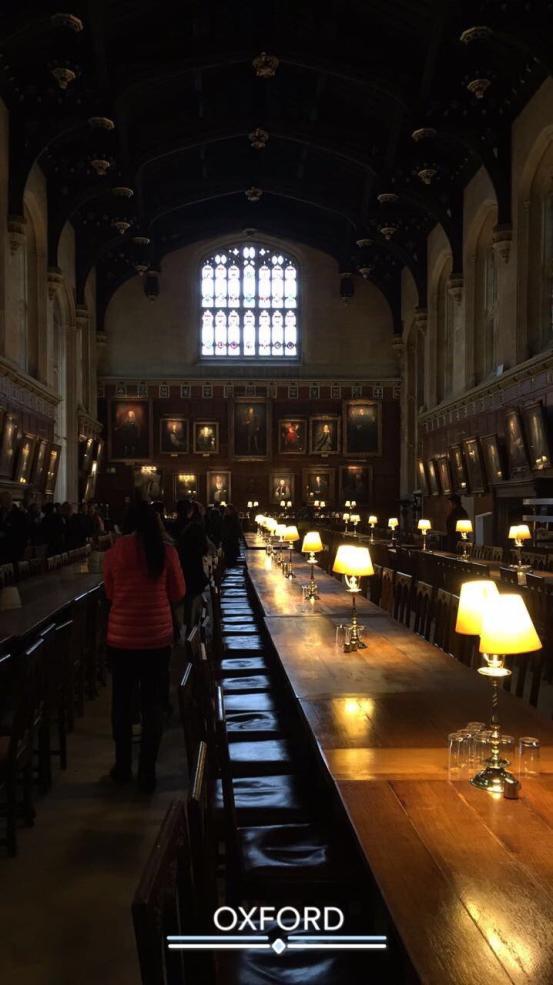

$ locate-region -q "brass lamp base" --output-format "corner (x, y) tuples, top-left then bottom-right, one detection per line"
(471, 760), (515, 794)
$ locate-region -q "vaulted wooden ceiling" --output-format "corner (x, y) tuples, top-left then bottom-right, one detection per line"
(1, 0), (551, 328)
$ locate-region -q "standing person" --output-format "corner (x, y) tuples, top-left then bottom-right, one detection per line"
(177, 517), (209, 631)
(103, 501), (186, 792)
(221, 504), (242, 566)
(445, 494), (469, 553)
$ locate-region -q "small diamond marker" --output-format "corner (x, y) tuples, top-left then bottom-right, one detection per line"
(271, 938), (287, 955)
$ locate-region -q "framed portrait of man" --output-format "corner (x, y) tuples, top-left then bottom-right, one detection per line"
(160, 416), (189, 455)
(14, 433), (36, 486)
(522, 401), (552, 472)
(174, 472), (200, 500)
(45, 444), (61, 497)
(79, 436), (95, 474)
(480, 433), (505, 484)
(109, 400), (151, 461)
(343, 400), (381, 456)
(462, 437), (487, 493)
(427, 458), (440, 496)
(231, 398), (270, 460)
(339, 465), (372, 504)
(504, 408), (529, 475)
(207, 470), (231, 505)
(133, 466), (162, 500)
(31, 437), (49, 491)
(436, 455), (452, 496)
(278, 418), (307, 455)
(309, 415), (340, 455)
(449, 444), (468, 494)
(302, 467), (335, 504)
(269, 472), (295, 505)
(193, 421), (219, 455)
(0, 411), (19, 479)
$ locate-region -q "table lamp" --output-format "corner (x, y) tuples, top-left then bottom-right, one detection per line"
(265, 517), (278, 555)
(283, 525), (300, 578)
(320, 500), (326, 509)
(301, 531), (323, 600)
(473, 593), (541, 792)
(350, 513), (361, 537)
(388, 517), (399, 548)
(509, 523), (532, 569)
(418, 518), (431, 551)
(253, 500), (259, 508)
(343, 512), (350, 534)
(345, 500), (352, 509)
(274, 523), (287, 565)
(247, 500), (253, 509)
(332, 545), (374, 649)
(368, 515), (378, 544)
(456, 518), (472, 559)
(455, 580), (499, 637)
(254, 513), (264, 535)
(286, 500), (292, 510)
(280, 499), (286, 510)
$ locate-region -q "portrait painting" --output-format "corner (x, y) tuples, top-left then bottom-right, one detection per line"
(309, 416), (340, 455)
(339, 465), (372, 504)
(207, 470), (231, 505)
(505, 409), (529, 475)
(522, 402), (552, 471)
(480, 433), (505, 484)
(302, 468), (335, 504)
(45, 444), (61, 497)
(462, 437), (487, 494)
(0, 411), (19, 479)
(427, 458), (440, 496)
(343, 400), (381, 456)
(31, 437), (49, 490)
(417, 459), (429, 496)
(278, 418), (307, 455)
(109, 400), (150, 461)
(84, 461), (98, 502)
(133, 466), (162, 500)
(79, 436), (95, 474)
(269, 472), (295, 505)
(193, 421), (219, 455)
(232, 399), (270, 460)
(449, 444), (468, 494)
(14, 434), (36, 486)
(174, 472), (199, 500)
(160, 416), (189, 454)
(436, 455), (452, 496)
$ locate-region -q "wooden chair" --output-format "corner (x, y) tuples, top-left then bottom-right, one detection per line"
(392, 572), (413, 626)
(370, 563), (382, 604)
(432, 588), (453, 653)
(499, 566), (519, 586)
(42, 620), (73, 778)
(412, 580), (434, 638)
(379, 566), (394, 614)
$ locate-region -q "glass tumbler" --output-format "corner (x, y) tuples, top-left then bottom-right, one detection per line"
(500, 734), (515, 765)
(448, 730), (471, 774)
(335, 624), (350, 649)
(518, 736), (541, 777)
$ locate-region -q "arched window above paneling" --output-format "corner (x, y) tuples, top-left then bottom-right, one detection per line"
(200, 243), (299, 360)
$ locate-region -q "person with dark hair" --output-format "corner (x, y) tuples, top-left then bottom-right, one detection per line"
(445, 494), (469, 553)
(40, 501), (66, 556)
(177, 518), (209, 631)
(221, 504), (242, 566)
(171, 499), (193, 541)
(103, 501), (186, 791)
(205, 504), (223, 547)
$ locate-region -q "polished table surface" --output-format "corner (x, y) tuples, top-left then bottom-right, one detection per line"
(245, 543), (553, 985)
(0, 563), (103, 647)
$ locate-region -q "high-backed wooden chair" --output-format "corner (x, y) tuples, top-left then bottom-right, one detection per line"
(379, 566), (395, 614)
(412, 580), (434, 638)
(392, 572), (413, 626)
(432, 588), (454, 653)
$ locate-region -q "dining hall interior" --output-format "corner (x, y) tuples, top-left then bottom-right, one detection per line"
(3, 2), (553, 984)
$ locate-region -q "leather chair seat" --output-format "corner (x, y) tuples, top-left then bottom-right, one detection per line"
(224, 693), (277, 713)
(220, 656), (270, 676)
(222, 675), (272, 694)
(239, 824), (336, 882)
(221, 624), (259, 635)
(224, 950), (359, 985)
(226, 738), (293, 776)
(223, 636), (265, 652)
(222, 614), (256, 624)
(220, 604), (255, 615)
(214, 773), (306, 824)
(225, 710), (282, 739)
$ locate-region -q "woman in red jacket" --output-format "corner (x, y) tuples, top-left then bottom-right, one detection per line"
(104, 501), (186, 791)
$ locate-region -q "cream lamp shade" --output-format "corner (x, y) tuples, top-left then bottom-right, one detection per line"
(418, 519), (431, 532)
(350, 513), (361, 523)
(280, 500), (286, 507)
(333, 544), (374, 577)
(388, 517), (398, 529)
(266, 518), (278, 532)
(286, 500), (292, 508)
(247, 501), (253, 508)
(479, 594), (542, 655)
(345, 500), (352, 508)
(320, 500), (326, 508)
(368, 515), (378, 525)
(455, 580), (499, 636)
(275, 524), (287, 538)
(456, 519), (473, 534)
(343, 512), (350, 521)
(254, 514), (264, 524)
(283, 525), (300, 543)
(314, 499), (320, 507)
(302, 531), (323, 553)
(509, 523), (531, 541)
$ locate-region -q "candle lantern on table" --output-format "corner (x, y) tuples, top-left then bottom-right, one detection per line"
(332, 545), (374, 650)
(301, 531), (323, 600)
(368, 515), (378, 544)
(456, 518), (473, 559)
(388, 517), (399, 547)
(418, 518), (431, 551)
(508, 523), (532, 570)
(283, 525), (300, 578)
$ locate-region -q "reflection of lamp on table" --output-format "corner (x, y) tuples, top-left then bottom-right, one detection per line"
(301, 532), (323, 600)
(456, 518), (473, 559)
(332, 545), (373, 650)
(418, 518), (431, 551)
(470, 592), (541, 793)
(368, 515), (378, 544)
(283, 525), (300, 578)
(509, 523), (532, 569)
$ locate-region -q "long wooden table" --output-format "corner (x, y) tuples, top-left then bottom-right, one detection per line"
(0, 563), (104, 648)
(244, 542), (553, 985)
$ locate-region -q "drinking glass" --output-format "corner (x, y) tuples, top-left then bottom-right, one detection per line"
(518, 736), (541, 777)
(335, 624), (350, 649)
(465, 722), (486, 765)
(448, 730), (471, 773)
(474, 730), (493, 766)
(500, 734), (515, 763)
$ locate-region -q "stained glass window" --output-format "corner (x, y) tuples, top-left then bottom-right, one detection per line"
(201, 244), (299, 359)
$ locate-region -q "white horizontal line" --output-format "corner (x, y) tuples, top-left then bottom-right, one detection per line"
(288, 943), (387, 951)
(168, 944), (272, 951)
(166, 936), (267, 941)
(289, 936), (387, 942)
